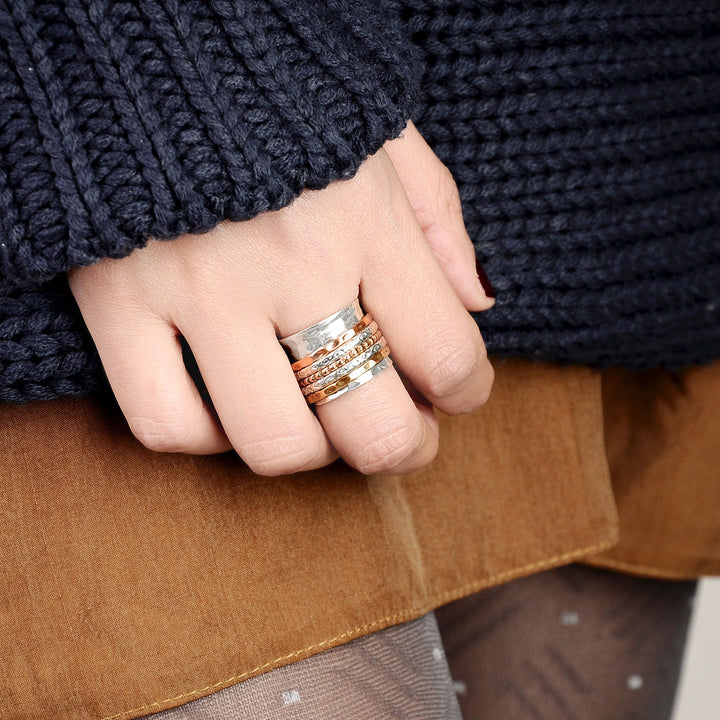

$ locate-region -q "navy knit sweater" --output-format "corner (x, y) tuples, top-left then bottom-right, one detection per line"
(1, 0), (719, 402)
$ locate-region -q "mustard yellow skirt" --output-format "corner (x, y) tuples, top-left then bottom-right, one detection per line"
(1, 359), (718, 720)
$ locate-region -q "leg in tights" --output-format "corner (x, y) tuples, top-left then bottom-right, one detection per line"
(152, 612), (461, 720)
(435, 564), (697, 720)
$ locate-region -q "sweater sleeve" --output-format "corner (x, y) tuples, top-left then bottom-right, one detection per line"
(0, 0), (419, 294)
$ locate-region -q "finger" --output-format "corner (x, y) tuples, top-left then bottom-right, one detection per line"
(180, 312), (338, 476)
(90, 316), (232, 454)
(275, 299), (439, 476)
(361, 185), (495, 416)
(398, 370), (440, 437)
(315, 362), (439, 476)
(398, 373), (440, 435)
(384, 120), (495, 311)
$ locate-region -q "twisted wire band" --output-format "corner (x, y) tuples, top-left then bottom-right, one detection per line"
(301, 338), (388, 395)
(304, 345), (392, 405)
(298, 329), (384, 386)
(289, 313), (373, 372)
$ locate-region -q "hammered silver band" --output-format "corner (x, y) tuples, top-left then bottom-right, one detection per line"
(279, 299), (392, 405)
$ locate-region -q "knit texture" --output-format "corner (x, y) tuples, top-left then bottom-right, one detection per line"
(1, 0), (720, 402)
(0, 0), (417, 292)
(0, 279), (101, 402)
(397, 0), (720, 368)
(0, 0), (418, 401)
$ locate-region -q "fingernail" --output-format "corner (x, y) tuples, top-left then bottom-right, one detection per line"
(476, 259), (496, 299)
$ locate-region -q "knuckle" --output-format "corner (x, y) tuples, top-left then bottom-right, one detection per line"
(241, 433), (323, 477)
(128, 410), (195, 453)
(425, 338), (481, 398)
(445, 356), (495, 415)
(354, 420), (425, 475)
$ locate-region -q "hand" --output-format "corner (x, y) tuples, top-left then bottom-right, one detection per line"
(68, 122), (495, 475)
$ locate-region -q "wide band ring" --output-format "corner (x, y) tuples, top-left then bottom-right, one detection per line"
(279, 299), (392, 405)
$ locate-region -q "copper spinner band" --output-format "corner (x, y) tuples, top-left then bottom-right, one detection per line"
(303, 346), (392, 404)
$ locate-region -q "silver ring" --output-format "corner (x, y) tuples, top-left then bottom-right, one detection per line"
(279, 299), (365, 360)
(302, 338), (388, 395)
(314, 357), (392, 406)
(279, 299), (392, 405)
(296, 322), (380, 380)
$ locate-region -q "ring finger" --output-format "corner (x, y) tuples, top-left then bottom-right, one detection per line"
(277, 300), (439, 476)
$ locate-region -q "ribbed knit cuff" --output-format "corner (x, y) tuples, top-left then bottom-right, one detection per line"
(0, 0), (419, 293)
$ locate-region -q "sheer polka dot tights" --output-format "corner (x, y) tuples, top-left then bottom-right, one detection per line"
(154, 565), (696, 719)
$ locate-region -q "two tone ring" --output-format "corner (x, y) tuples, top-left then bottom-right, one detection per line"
(279, 299), (392, 405)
